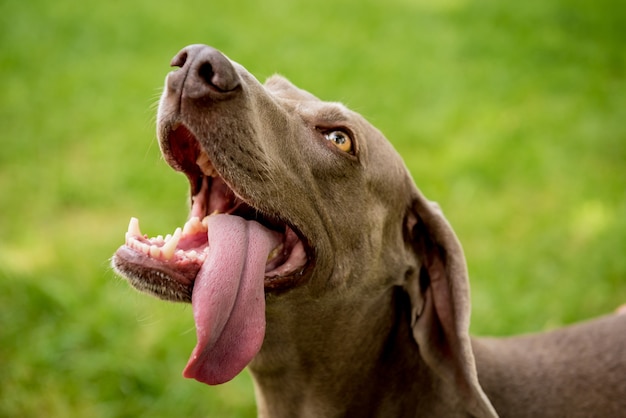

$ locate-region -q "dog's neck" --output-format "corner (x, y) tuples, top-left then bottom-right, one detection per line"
(249, 287), (460, 418)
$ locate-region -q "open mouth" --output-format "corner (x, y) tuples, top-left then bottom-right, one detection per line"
(115, 123), (310, 302)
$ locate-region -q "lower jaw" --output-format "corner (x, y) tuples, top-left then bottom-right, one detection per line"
(112, 246), (197, 302)
(112, 245), (311, 302)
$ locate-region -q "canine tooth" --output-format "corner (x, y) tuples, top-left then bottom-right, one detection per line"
(161, 227), (182, 260)
(183, 216), (202, 235)
(182, 219), (193, 235)
(188, 250), (198, 260)
(127, 217), (142, 238)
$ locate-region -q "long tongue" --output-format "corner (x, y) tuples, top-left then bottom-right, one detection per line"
(183, 214), (280, 385)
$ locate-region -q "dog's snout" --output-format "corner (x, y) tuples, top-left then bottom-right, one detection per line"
(168, 44), (241, 98)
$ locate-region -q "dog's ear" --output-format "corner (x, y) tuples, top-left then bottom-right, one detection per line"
(404, 192), (498, 418)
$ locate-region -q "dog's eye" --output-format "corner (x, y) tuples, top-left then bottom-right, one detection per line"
(324, 130), (353, 154)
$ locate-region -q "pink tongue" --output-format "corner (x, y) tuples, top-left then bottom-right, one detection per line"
(183, 214), (280, 385)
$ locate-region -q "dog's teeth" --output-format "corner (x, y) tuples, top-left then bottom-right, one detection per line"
(161, 227), (182, 260)
(196, 152), (216, 177)
(183, 216), (203, 236)
(267, 243), (284, 261)
(196, 151), (210, 164)
(139, 242), (150, 255)
(200, 163), (215, 177)
(128, 239), (150, 255)
(149, 245), (160, 258)
(203, 164), (215, 177)
(182, 218), (194, 235)
(126, 217), (142, 240)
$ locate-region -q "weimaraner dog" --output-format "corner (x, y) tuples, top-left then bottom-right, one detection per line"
(112, 45), (626, 417)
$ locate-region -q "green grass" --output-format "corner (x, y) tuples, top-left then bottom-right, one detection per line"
(1, 0), (625, 416)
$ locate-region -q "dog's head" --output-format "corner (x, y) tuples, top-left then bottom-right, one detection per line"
(112, 44), (495, 417)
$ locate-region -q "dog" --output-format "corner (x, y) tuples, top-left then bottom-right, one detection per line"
(112, 44), (626, 417)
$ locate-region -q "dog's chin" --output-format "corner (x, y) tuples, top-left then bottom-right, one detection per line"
(112, 123), (313, 302)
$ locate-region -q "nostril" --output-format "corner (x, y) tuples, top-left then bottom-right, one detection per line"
(196, 59), (239, 93)
(170, 51), (188, 68)
(198, 62), (215, 86)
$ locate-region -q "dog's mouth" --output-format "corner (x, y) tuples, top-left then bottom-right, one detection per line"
(116, 124), (310, 297)
(112, 123), (311, 385)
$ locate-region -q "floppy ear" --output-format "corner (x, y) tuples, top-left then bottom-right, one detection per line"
(404, 191), (498, 418)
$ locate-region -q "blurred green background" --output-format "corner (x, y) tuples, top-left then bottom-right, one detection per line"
(1, 0), (624, 416)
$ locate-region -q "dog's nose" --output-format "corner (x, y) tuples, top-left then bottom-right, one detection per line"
(168, 44), (241, 98)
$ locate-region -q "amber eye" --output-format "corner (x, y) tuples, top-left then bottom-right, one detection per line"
(324, 130), (353, 153)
